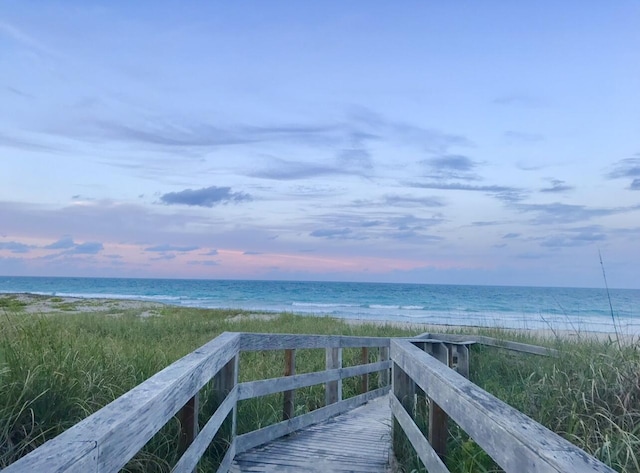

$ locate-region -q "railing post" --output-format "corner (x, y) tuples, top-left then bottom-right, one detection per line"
(178, 392), (200, 464)
(361, 347), (369, 393)
(283, 349), (296, 420)
(429, 343), (450, 461)
(213, 354), (239, 453)
(392, 357), (416, 459)
(378, 346), (390, 387)
(325, 347), (342, 405)
(455, 344), (470, 379)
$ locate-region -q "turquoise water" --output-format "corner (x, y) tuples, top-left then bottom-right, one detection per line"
(1, 276), (639, 333)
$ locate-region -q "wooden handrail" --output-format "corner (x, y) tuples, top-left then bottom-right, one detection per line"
(3, 331), (608, 473)
(390, 339), (614, 473)
(3, 332), (390, 473)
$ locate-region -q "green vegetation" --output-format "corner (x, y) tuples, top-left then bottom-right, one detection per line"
(1, 299), (638, 472)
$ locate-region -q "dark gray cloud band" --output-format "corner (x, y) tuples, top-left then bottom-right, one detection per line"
(160, 186), (252, 207)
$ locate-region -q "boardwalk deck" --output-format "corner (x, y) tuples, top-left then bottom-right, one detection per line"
(230, 396), (391, 473)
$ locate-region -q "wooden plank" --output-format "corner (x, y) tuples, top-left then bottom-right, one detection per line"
(237, 361), (390, 400)
(413, 333), (557, 357)
(232, 395), (390, 472)
(0, 441), (98, 473)
(429, 343), (450, 460)
(390, 339), (614, 473)
(390, 394), (449, 473)
(178, 392), (200, 469)
(173, 386), (237, 473)
(239, 333), (390, 351)
(235, 387), (389, 454)
(216, 440), (236, 473)
(3, 332), (242, 473)
(283, 349), (296, 420)
(456, 344), (470, 378)
(325, 347), (342, 405)
(378, 346), (390, 387)
(361, 347), (369, 393)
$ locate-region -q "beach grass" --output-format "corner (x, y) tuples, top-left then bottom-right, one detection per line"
(1, 295), (639, 472)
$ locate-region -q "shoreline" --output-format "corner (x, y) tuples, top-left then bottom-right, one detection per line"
(2, 292), (633, 343)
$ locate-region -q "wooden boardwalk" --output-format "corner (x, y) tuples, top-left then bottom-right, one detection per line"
(231, 396), (392, 472)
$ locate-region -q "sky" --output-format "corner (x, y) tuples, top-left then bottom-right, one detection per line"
(1, 1), (639, 288)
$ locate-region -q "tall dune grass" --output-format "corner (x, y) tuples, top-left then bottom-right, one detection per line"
(1, 298), (639, 472)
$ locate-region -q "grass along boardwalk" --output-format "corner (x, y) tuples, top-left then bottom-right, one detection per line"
(1, 328), (617, 473)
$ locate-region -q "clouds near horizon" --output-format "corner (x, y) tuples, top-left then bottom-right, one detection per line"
(1, 2), (639, 288)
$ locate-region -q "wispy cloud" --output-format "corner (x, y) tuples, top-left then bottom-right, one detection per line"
(607, 157), (640, 190)
(45, 236), (76, 249)
(407, 181), (518, 193)
(383, 194), (445, 208)
(540, 179), (573, 193)
(145, 244), (200, 252)
(0, 132), (61, 152)
(539, 226), (606, 248)
(160, 186), (252, 207)
(70, 242), (104, 254)
(249, 158), (345, 180)
(515, 202), (633, 224)
(421, 155), (480, 181)
(309, 228), (355, 239)
(43, 236), (104, 255)
(502, 233), (520, 239)
(0, 241), (33, 253)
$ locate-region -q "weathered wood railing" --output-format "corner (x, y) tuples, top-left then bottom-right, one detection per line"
(2, 332), (391, 473)
(391, 338), (614, 473)
(3, 331), (613, 473)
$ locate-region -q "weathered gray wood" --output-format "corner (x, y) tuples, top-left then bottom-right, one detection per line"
(390, 394), (449, 473)
(3, 332), (242, 473)
(216, 440), (236, 473)
(390, 339), (614, 473)
(455, 344), (470, 378)
(239, 333), (389, 351)
(178, 392), (200, 471)
(325, 347), (342, 405)
(1, 441), (98, 473)
(415, 332), (557, 357)
(361, 347), (369, 393)
(428, 343), (450, 460)
(392, 359), (416, 464)
(378, 346), (390, 387)
(173, 386), (237, 473)
(235, 386), (389, 454)
(283, 349), (296, 420)
(237, 361), (390, 400)
(231, 396), (390, 472)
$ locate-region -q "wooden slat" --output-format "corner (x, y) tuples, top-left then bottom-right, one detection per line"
(178, 392), (200, 468)
(390, 393), (449, 473)
(173, 386), (238, 473)
(237, 361), (390, 400)
(283, 349), (296, 420)
(235, 386), (389, 454)
(415, 333), (557, 357)
(231, 395), (391, 472)
(216, 440), (237, 473)
(239, 333), (390, 351)
(3, 332), (242, 473)
(361, 347), (369, 393)
(390, 339), (614, 473)
(429, 343), (450, 460)
(325, 347), (342, 405)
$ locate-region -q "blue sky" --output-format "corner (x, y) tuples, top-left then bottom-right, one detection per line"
(1, 1), (639, 288)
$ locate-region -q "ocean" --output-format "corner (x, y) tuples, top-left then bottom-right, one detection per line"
(1, 276), (639, 334)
